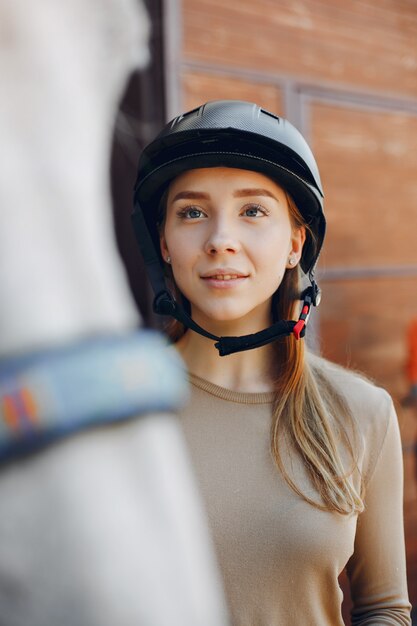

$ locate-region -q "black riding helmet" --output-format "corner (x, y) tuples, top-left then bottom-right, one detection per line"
(132, 100), (326, 356)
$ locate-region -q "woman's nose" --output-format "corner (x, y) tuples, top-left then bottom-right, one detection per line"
(204, 218), (241, 255)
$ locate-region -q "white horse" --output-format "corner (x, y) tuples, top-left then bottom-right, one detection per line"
(0, 0), (145, 355)
(0, 2), (228, 624)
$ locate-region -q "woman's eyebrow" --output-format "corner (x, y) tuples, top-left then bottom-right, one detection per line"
(233, 188), (279, 201)
(171, 191), (210, 202)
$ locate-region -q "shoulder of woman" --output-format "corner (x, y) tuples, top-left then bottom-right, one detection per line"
(307, 351), (391, 410)
(307, 352), (399, 484)
(307, 351), (394, 441)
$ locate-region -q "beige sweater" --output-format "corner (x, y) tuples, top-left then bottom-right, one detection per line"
(180, 359), (411, 625)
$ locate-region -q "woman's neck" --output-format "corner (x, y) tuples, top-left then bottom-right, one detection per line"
(175, 330), (274, 393)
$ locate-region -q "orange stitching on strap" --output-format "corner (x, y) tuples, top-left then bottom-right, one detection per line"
(2, 396), (19, 430)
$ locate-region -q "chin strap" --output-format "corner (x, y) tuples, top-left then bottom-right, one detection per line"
(154, 283), (319, 357)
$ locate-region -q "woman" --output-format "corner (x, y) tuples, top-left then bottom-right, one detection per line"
(132, 100), (411, 625)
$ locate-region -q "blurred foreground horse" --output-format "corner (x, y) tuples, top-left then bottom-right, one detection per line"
(0, 1), (228, 624)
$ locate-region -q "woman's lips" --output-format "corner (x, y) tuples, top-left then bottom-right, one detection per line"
(200, 272), (249, 289)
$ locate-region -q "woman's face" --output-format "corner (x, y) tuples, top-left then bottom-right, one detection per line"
(160, 167), (305, 331)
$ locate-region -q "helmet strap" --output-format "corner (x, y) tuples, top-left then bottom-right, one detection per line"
(154, 287), (316, 357)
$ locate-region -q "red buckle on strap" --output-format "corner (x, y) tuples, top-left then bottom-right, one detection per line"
(293, 320), (305, 340)
(293, 303), (310, 340)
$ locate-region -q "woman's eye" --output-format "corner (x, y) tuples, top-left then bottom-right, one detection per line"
(242, 204), (268, 218)
(178, 207), (205, 219)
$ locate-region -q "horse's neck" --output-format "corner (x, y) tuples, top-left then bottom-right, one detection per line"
(0, 0), (149, 357)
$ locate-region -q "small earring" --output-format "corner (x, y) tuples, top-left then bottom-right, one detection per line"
(166, 256), (171, 264)
(288, 257), (296, 266)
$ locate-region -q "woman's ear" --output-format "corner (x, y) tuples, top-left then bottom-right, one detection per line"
(160, 234), (170, 264)
(287, 226), (306, 268)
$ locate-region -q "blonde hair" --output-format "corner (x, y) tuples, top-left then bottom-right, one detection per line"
(269, 194), (364, 515)
(160, 189), (364, 516)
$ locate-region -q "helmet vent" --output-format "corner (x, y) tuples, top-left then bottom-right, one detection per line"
(176, 106), (200, 123)
(260, 108), (280, 122)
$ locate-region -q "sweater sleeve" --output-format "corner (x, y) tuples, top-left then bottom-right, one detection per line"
(346, 397), (412, 625)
